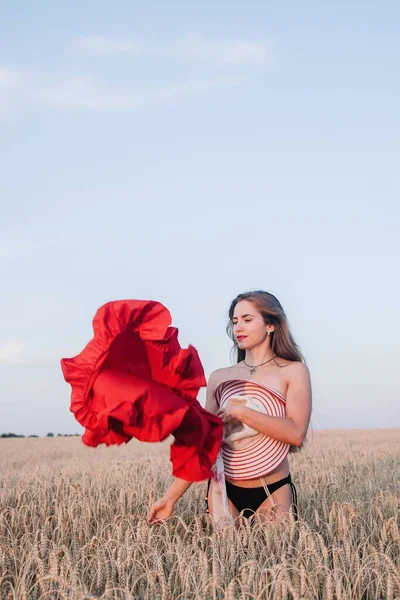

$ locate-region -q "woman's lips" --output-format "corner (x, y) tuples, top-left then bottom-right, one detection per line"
(236, 336), (247, 341)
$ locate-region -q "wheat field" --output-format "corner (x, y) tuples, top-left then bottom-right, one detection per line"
(0, 429), (399, 600)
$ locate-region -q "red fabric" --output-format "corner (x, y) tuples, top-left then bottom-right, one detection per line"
(61, 300), (222, 481)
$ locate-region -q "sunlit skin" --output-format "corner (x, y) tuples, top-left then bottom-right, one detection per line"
(147, 299), (312, 525)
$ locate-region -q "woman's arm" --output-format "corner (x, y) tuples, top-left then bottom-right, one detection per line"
(147, 478), (193, 523)
(148, 370), (221, 523)
(204, 369), (221, 415)
(221, 363), (312, 447)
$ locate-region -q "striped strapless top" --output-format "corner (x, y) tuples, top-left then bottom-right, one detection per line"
(215, 379), (290, 480)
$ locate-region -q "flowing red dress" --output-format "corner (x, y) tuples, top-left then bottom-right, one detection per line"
(61, 300), (222, 481)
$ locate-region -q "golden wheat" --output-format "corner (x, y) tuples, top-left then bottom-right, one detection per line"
(0, 429), (399, 599)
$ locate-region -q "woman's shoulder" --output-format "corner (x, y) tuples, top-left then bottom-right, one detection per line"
(275, 357), (308, 370)
(284, 359), (309, 372)
(207, 365), (239, 388)
(283, 360), (310, 384)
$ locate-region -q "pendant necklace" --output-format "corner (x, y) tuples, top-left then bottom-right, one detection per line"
(244, 355), (277, 375)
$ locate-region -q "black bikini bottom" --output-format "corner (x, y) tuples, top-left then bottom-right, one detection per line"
(206, 473), (298, 520)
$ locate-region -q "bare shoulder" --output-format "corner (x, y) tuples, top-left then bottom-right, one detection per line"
(286, 360), (309, 373)
(207, 366), (235, 389)
(285, 361), (311, 384)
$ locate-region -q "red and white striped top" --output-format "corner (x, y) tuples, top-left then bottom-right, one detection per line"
(215, 379), (290, 480)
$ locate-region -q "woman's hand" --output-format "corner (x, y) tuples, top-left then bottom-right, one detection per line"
(217, 397), (248, 424)
(147, 478), (192, 525)
(147, 496), (175, 524)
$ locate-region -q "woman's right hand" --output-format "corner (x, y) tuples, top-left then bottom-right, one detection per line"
(147, 496), (175, 524)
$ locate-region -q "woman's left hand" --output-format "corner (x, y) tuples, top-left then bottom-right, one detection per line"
(217, 398), (248, 423)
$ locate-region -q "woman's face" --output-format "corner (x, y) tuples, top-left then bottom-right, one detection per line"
(232, 299), (272, 350)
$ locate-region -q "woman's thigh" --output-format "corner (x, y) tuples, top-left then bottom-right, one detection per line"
(256, 483), (294, 521)
(207, 487), (240, 520)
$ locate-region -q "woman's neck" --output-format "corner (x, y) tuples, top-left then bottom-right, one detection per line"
(245, 345), (275, 366)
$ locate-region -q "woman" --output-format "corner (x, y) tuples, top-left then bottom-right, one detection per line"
(147, 290), (312, 524)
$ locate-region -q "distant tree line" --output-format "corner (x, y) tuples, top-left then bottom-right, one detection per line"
(0, 433), (81, 438)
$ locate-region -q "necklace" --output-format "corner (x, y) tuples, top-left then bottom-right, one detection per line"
(244, 355), (277, 374)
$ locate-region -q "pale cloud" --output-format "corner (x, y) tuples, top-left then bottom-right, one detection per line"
(0, 342), (26, 363)
(0, 67), (28, 113)
(0, 231), (78, 260)
(0, 68), (21, 88)
(1, 32), (254, 115)
(0, 66), (239, 113)
(37, 75), (240, 110)
(72, 33), (271, 65)
(73, 36), (142, 55)
(0, 239), (33, 260)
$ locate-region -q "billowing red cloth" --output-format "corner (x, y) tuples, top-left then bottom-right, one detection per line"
(61, 300), (222, 481)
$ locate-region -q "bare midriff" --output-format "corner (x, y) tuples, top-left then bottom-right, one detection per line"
(224, 456), (290, 488)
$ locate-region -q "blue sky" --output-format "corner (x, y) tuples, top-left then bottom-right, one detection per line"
(1, 1), (399, 436)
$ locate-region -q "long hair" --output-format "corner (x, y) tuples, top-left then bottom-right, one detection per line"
(226, 290), (305, 365)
